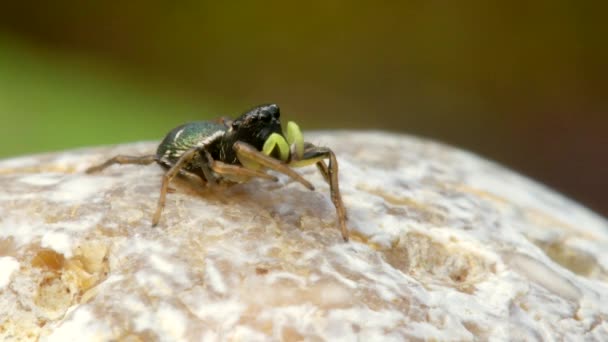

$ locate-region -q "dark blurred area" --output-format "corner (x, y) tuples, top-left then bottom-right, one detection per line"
(0, 1), (606, 216)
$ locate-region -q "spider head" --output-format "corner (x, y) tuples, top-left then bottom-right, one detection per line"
(225, 104), (283, 150)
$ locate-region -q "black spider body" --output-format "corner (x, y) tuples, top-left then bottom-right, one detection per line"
(155, 104), (282, 180)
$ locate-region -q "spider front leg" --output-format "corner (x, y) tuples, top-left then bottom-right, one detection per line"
(294, 144), (349, 242)
(263, 122), (349, 241)
(210, 160), (279, 183)
(233, 141), (315, 190)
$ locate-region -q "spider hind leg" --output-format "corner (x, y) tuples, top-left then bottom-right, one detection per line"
(85, 155), (156, 174)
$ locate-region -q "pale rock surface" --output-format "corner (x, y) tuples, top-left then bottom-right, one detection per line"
(0, 132), (607, 341)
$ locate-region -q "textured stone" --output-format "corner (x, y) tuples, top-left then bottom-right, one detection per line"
(0, 132), (607, 341)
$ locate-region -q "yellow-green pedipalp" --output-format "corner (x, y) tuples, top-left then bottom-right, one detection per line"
(262, 121), (305, 163)
(262, 133), (290, 162)
(286, 121), (304, 160)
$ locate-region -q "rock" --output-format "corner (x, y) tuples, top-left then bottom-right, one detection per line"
(0, 132), (607, 341)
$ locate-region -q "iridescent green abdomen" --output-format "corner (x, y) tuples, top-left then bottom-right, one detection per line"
(156, 121), (226, 166)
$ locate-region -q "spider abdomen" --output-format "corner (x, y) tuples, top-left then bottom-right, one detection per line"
(156, 121), (226, 166)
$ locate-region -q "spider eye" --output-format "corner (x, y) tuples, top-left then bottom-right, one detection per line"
(268, 104), (280, 119)
(260, 111), (272, 123)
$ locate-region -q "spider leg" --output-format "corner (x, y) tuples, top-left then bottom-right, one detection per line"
(315, 160), (331, 185)
(152, 147), (214, 226)
(85, 155), (156, 173)
(298, 144), (349, 242)
(233, 141), (314, 190)
(152, 147), (278, 226)
(210, 160), (279, 183)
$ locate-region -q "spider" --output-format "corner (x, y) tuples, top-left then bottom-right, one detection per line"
(86, 104), (349, 241)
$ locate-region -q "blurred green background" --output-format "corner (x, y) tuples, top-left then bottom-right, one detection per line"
(0, 1), (606, 216)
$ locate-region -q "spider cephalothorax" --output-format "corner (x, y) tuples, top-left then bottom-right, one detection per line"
(220, 104), (283, 163)
(86, 104), (349, 241)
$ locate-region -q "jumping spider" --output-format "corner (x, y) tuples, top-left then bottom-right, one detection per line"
(86, 104), (349, 241)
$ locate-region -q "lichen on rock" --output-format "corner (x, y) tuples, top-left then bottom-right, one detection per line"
(0, 132), (607, 340)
